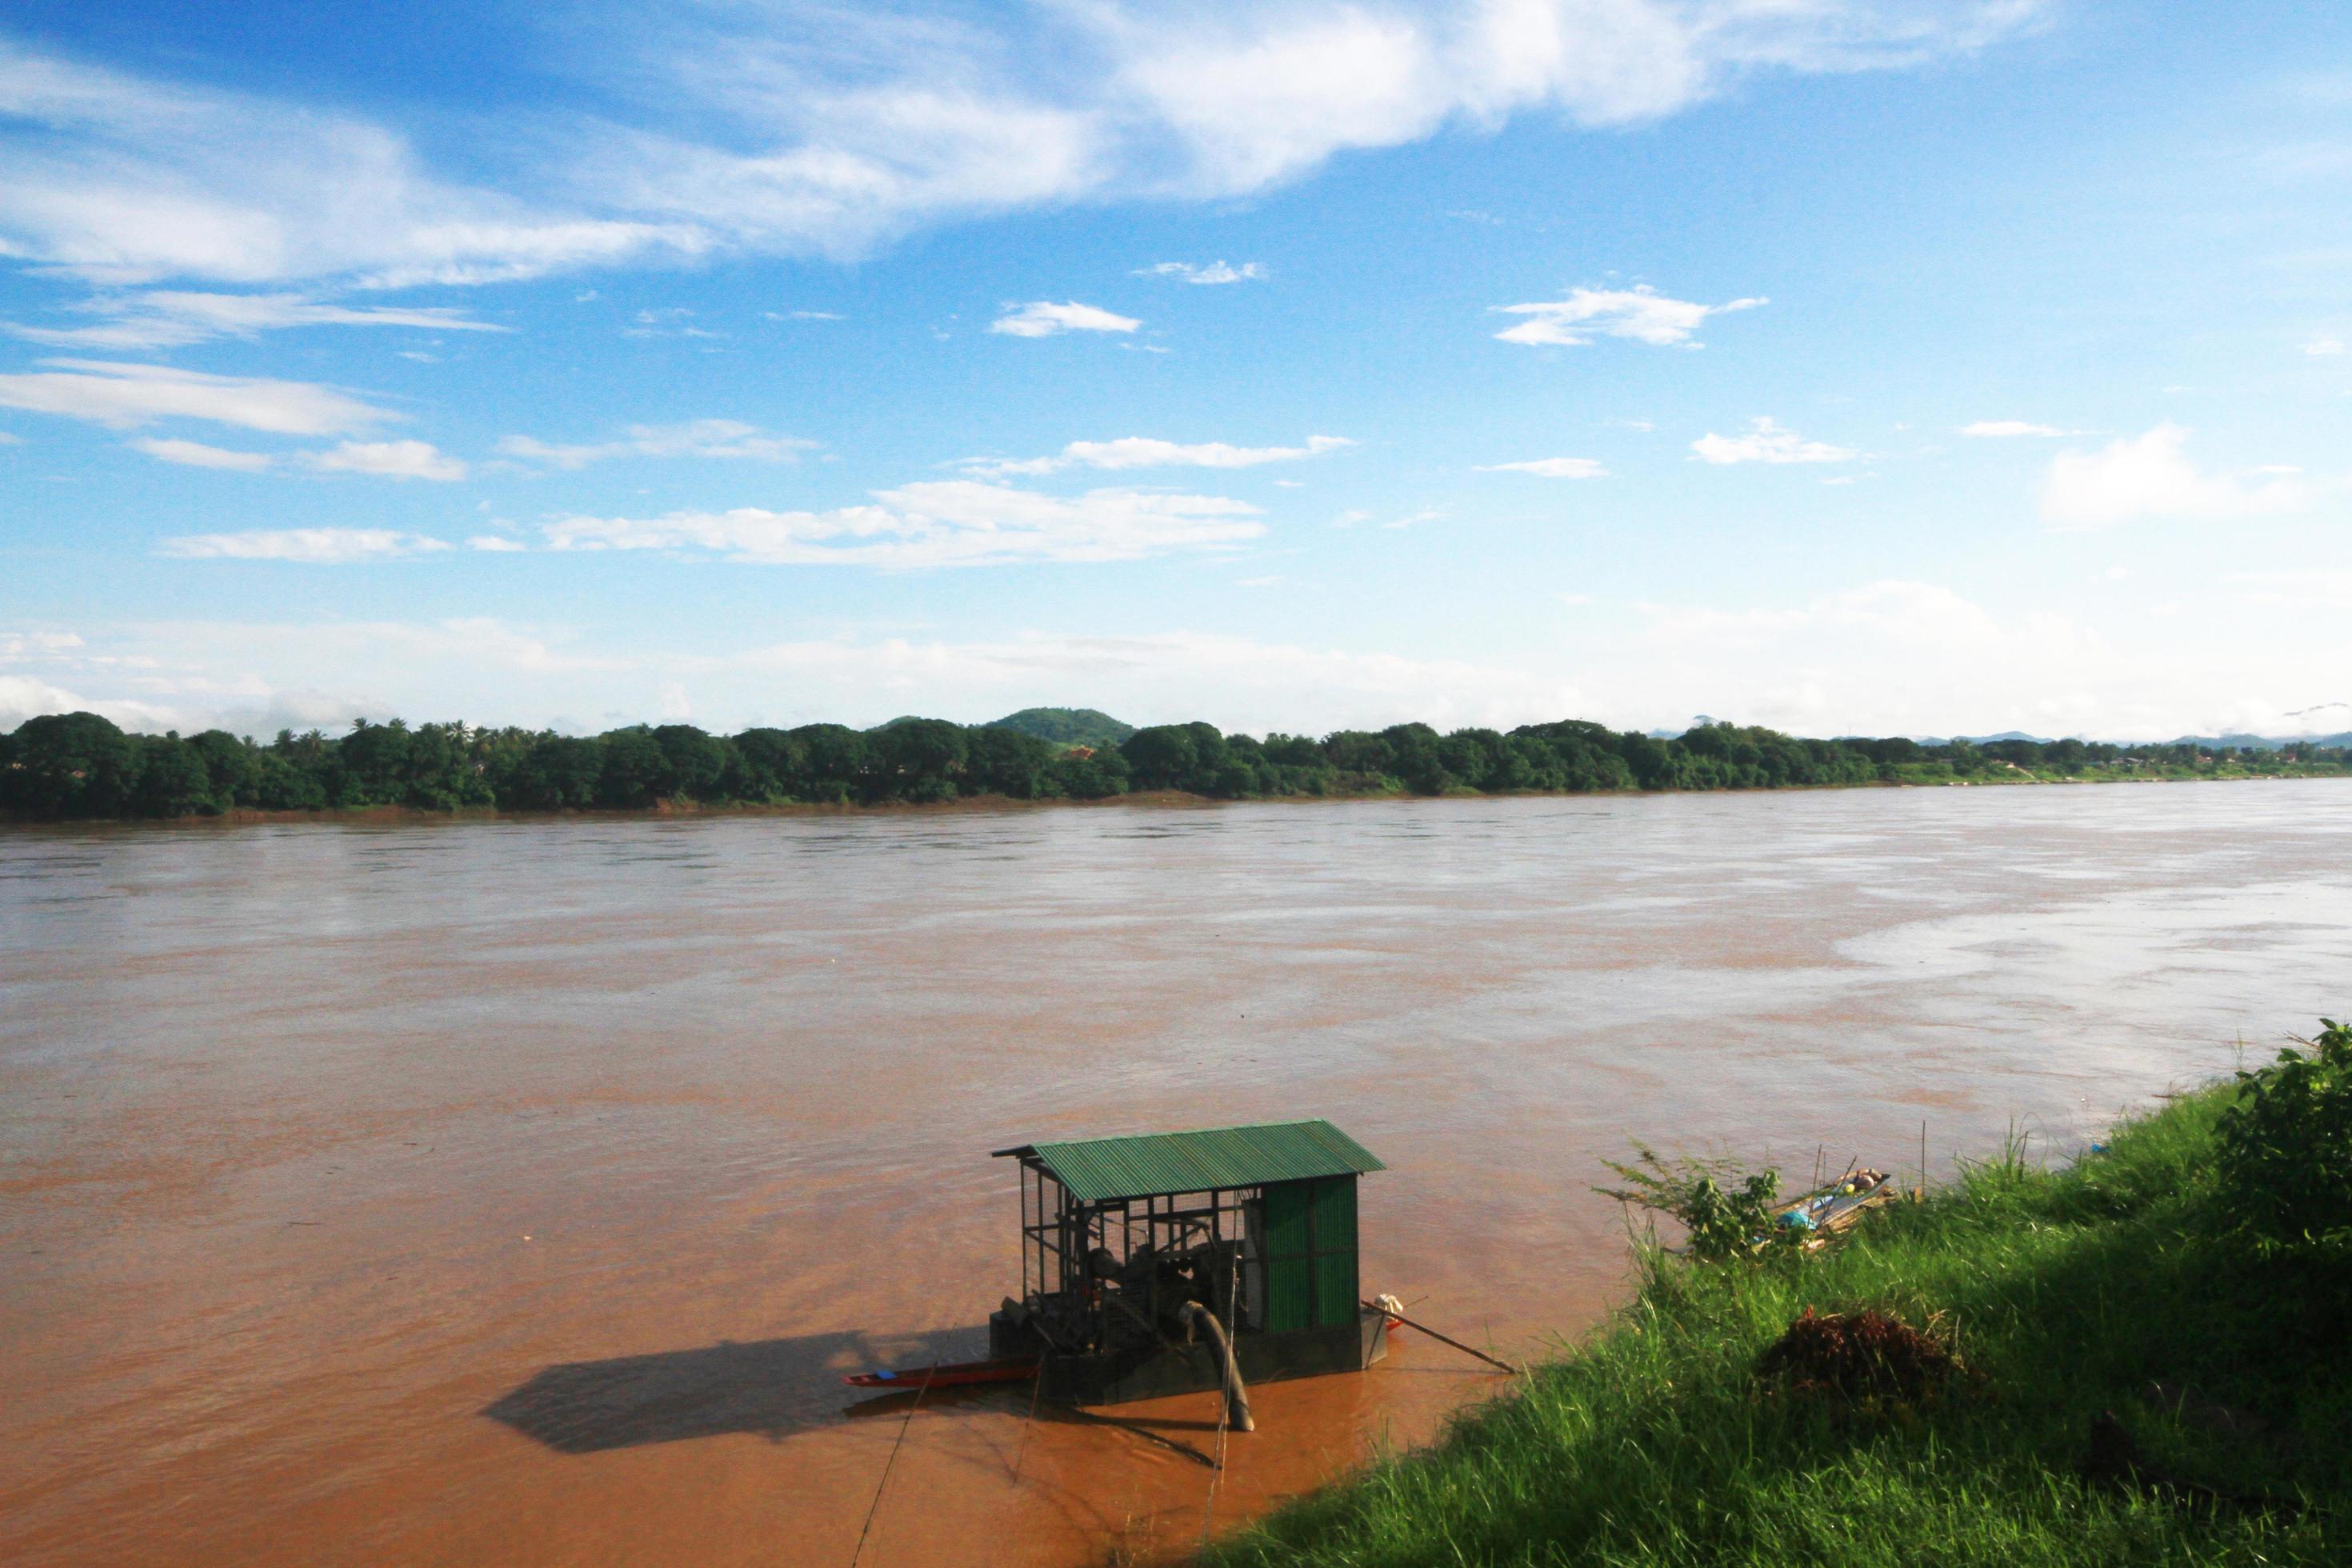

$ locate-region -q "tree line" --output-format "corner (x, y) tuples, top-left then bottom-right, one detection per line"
(2, 708), (2346, 822)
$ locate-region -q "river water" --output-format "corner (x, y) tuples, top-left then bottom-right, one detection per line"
(3, 782), (2348, 1566)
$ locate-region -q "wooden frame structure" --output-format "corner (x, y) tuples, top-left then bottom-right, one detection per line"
(989, 1120), (1388, 1406)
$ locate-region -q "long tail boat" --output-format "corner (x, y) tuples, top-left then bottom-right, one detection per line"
(844, 1358), (1039, 1390)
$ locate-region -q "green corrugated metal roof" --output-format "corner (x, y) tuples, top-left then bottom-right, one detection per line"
(1000, 1119), (1385, 1203)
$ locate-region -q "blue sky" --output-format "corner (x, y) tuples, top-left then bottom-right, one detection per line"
(2, 1), (2347, 740)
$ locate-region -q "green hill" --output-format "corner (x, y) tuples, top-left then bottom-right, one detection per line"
(986, 707), (1135, 748)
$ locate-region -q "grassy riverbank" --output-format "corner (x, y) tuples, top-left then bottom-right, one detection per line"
(1206, 1070), (2350, 1566)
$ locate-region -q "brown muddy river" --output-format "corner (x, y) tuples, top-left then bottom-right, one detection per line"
(4, 782), (2349, 1566)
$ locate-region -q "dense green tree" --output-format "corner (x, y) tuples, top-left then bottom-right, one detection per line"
(964, 726), (1061, 798)
(134, 735), (217, 817)
(495, 734), (602, 810)
(872, 717), (966, 803)
(1054, 746), (1130, 799)
(650, 724), (730, 801)
(2, 711), (142, 818)
(788, 724), (872, 802)
(724, 728), (805, 802)
(6, 706), (2348, 822)
(187, 730), (262, 809)
(594, 726), (667, 808)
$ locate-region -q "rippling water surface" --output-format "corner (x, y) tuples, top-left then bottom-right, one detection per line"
(4, 783), (2349, 1566)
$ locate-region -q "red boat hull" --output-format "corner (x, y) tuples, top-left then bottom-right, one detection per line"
(845, 1358), (1038, 1390)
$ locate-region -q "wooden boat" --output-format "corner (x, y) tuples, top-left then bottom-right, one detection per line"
(844, 1357), (1038, 1390)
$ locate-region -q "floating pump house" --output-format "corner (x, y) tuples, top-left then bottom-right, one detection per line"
(988, 1119), (1390, 1406)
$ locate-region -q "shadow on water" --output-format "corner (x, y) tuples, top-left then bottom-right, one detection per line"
(485, 1328), (1226, 1472)
(484, 1326), (981, 1453)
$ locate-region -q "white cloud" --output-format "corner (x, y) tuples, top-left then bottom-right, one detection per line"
(498, 419), (813, 469)
(0, 38), (697, 286)
(766, 310), (842, 321)
(0, 359), (389, 434)
(540, 480), (1262, 567)
(1610, 577), (2352, 740)
(158, 529), (454, 562)
(467, 535), (527, 552)
(0, 630), (87, 658)
(0, 673), (176, 732)
(2302, 337), (2346, 357)
(0, 13), (2039, 289)
(3, 291), (506, 350)
(1134, 261), (1266, 284)
(22, 619), (1595, 737)
(1492, 286), (1765, 348)
(1477, 457), (1607, 478)
(1962, 419), (2069, 438)
(966, 434), (1350, 478)
(622, 306), (720, 339)
(307, 439), (468, 482)
(1690, 417), (1855, 466)
(989, 301), (1141, 338)
(130, 436), (274, 471)
(2229, 570), (2352, 611)
(2040, 423), (2307, 529)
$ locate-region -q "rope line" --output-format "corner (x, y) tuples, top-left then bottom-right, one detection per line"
(983, 1348), (1050, 1568)
(848, 1341), (946, 1568)
(1198, 1260), (1242, 1549)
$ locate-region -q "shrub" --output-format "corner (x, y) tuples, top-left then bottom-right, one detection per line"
(2214, 1018), (2352, 1257)
(1597, 1146), (1791, 1262)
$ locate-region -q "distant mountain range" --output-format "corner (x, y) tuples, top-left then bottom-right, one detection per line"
(1928, 730), (2352, 750)
(1654, 718), (2352, 750)
(910, 709), (2352, 752)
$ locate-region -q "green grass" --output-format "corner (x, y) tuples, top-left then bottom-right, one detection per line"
(1204, 1090), (2350, 1566)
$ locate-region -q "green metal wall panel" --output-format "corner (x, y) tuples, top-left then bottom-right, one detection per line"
(1310, 1177), (1358, 1328)
(1262, 1182), (1313, 1332)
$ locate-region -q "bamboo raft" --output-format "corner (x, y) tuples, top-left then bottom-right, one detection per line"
(1772, 1167), (1896, 1248)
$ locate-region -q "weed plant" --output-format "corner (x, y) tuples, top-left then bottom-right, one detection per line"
(1203, 1067), (2350, 1566)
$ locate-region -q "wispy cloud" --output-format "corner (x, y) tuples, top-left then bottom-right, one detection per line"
(1690, 417), (1854, 465)
(2, 291), (505, 350)
(965, 434), (1350, 478)
(540, 481), (1262, 567)
(308, 439), (467, 482)
(158, 528), (454, 562)
(2040, 423), (2307, 529)
(989, 301), (1141, 338)
(498, 419), (813, 469)
(622, 306), (720, 339)
(2304, 336), (2346, 357)
(1134, 261), (1266, 284)
(1492, 286), (1765, 348)
(130, 437), (274, 471)
(0, 38), (694, 286)
(2228, 570), (2352, 610)
(0, 359), (390, 434)
(1476, 457), (1607, 478)
(0, 11), (2040, 288)
(1962, 419), (2070, 438)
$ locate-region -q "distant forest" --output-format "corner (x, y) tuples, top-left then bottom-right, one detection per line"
(2, 706), (2346, 822)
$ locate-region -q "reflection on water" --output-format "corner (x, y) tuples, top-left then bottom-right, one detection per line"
(3, 783), (2349, 1566)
